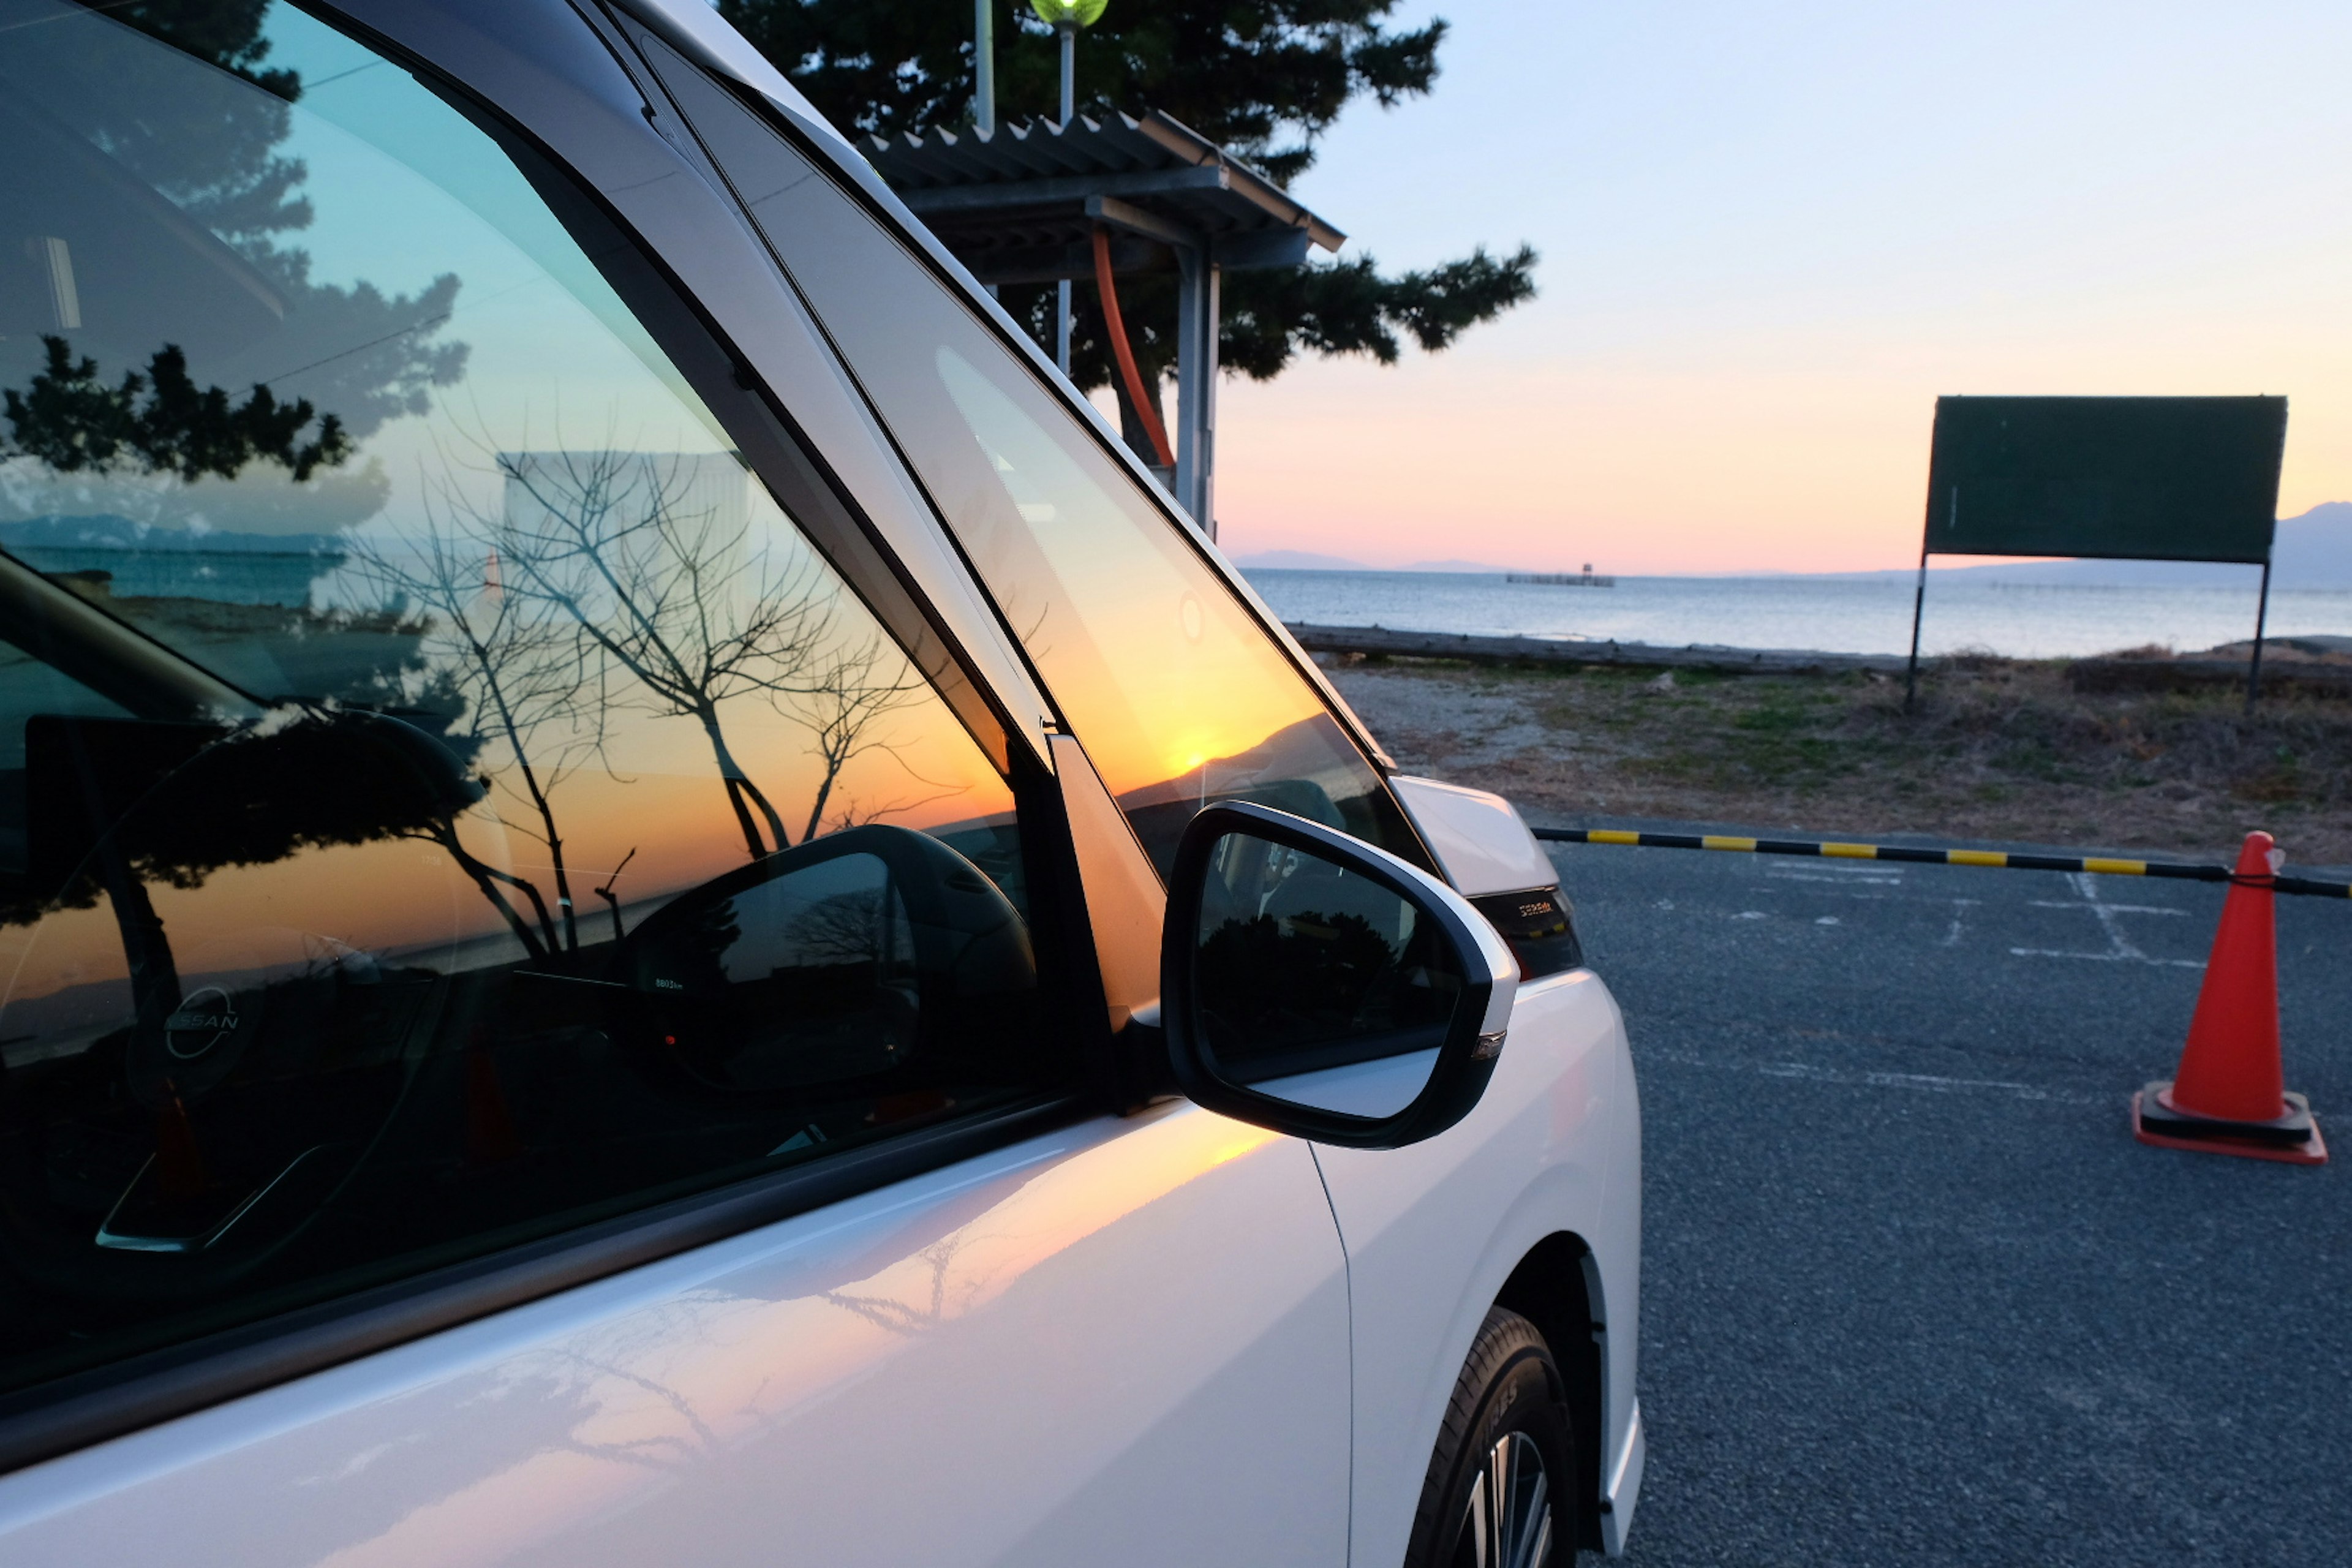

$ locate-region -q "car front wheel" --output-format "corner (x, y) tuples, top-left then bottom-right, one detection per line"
(1405, 1306), (1577, 1568)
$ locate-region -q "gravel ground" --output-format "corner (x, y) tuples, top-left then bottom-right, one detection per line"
(1545, 816), (2350, 1566)
(1324, 655), (2352, 861)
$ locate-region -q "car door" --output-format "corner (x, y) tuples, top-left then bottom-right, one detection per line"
(619, 43), (1650, 1565)
(0, 3), (1350, 1562)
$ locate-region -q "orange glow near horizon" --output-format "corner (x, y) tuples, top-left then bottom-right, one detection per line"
(1210, 318), (2352, 578)
(0, 690), (1015, 1028)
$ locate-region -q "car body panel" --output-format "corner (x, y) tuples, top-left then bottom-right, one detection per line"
(1390, 775), (1559, 899)
(1312, 965), (1640, 1562)
(0, 1104), (1350, 1567)
(1594, 980), (1646, 1555)
(1368, 777), (1645, 1555)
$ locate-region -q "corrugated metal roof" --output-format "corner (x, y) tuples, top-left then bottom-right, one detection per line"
(864, 109), (1344, 281)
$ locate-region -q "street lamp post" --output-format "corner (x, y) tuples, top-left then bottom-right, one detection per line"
(973, 0), (995, 135)
(1031, 0), (1106, 377)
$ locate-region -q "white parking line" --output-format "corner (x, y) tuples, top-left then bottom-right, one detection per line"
(2010, 873), (2204, 969)
(1646, 1049), (2102, 1104)
(1766, 865), (1904, 886)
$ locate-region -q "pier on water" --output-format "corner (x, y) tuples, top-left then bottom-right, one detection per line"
(1508, 563), (1616, 587)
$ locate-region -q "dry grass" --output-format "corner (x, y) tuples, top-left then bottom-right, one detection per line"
(1327, 654), (2352, 865)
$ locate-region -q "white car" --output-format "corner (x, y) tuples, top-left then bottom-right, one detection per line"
(0, 1), (1642, 1563)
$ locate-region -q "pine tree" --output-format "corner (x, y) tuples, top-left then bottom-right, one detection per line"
(722, 0), (1535, 442)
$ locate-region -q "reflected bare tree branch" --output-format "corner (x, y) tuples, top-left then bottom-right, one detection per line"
(493, 446), (829, 861)
(346, 478), (608, 954)
(793, 631), (935, 845)
(355, 428), (965, 894)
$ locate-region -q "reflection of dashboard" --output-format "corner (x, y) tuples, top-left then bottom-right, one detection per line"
(0, 549), (1045, 1370)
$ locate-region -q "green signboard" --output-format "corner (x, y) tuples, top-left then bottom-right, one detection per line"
(1924, 396), (2287, 564)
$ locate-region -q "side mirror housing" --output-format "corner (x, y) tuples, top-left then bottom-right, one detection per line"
(1159, 801), (1518, 1149)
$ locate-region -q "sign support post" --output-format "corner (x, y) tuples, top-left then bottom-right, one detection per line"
(2247, 557), (2272, 714)
(1902, 536), (1931, 714)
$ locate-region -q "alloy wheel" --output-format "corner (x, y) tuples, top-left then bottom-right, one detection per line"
(1451, 1429), (1552, 1568)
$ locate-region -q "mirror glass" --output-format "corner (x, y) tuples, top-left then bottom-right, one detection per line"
(1191, 829), (1466, 1117)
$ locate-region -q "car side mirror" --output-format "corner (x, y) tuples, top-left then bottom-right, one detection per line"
(606, 824), (1039, 1098)
(1159, 801), (1518, 1150)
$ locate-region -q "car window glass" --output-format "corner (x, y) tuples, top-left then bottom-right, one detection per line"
(0, 0), (1059, 1402)
(641, 47), (1427, 881)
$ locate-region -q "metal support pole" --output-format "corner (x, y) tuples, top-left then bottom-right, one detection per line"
(1902, 542), (1930, 713)
(974, 4), (998, 300)
(973, 1), (995, 135)
(1054, 22), (1076, 377)
(2247, 555), (2273, 714)
(1058, 22), (1076, 121)
(1174, 244), (1219, 537)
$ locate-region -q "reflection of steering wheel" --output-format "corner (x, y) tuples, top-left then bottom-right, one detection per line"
(0, 710), (495, 1303)
(610, 824), (1035, 1100)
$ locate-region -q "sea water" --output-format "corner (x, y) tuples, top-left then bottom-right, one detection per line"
(1241, 569), (2352, 660)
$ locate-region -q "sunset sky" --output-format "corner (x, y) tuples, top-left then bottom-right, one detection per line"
(1210, 0), (2352, 575)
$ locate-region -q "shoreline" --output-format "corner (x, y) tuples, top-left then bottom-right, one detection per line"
(1287, 621), (2352, 697)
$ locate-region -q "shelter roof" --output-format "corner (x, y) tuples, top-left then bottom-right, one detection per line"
(863, 109), (1344, 284)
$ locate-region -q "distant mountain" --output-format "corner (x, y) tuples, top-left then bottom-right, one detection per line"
(1231, 551), (1537, 573)
(1401, 559), (1523, 574)
(1232, 549), (1369, 570)
(2275, 502), (2352, 584)
(1899, 502), (2352, 587)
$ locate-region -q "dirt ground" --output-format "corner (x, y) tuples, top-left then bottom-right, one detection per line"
(1324, 654), (2352, 866)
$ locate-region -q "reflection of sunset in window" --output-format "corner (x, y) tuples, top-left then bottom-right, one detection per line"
(0, 0), (1046, 1400)
(617, 81), (1427, 876)
(933, 347), (1330, 801)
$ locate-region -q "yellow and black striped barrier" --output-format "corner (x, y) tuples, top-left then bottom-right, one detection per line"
(1529, 827), (2352, 900)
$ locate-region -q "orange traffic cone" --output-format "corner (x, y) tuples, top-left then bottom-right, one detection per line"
(2133, 831), (2326, 1164)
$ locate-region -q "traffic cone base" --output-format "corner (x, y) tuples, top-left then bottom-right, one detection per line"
(2149, 1080), (2313, 1142)
(2133, 1087), (2328, 1167)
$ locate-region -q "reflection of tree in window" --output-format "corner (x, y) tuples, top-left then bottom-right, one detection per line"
(33, 712), (492, 1066)
(0, 0), (466, 679)
(345, 500), (608, 957)
(491, 447), (943, 864)
(0, 0), (467, 440)
(0, 2), (975, 1023)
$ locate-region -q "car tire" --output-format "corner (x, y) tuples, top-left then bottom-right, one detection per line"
(1403, 1305), (1578, 1568)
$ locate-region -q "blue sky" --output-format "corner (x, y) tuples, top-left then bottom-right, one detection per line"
(1213, 1), (2352, 571)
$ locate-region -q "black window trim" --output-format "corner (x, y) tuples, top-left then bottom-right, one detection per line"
(0, 0), (1109, 1470)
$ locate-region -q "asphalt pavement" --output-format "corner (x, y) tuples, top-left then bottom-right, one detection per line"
(1540, 816), (2351, 1567)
